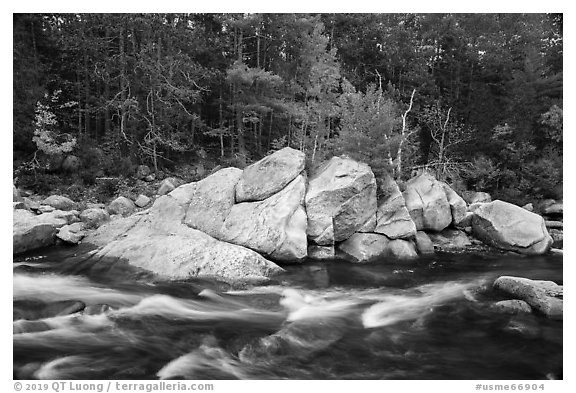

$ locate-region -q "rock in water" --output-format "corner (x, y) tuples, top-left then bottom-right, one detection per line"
(472, 200), (553, 255)
(415, 231), (435, 254)
(403, 173), (452, 232)
(184, 168), (243, 237)
(235, 147), (305, 202)
(374, 173), (416, 239)
(427, 229), (471, 251)
(84, 193), (284, 285)
(107, 196), (136, 217)
(13, 210), (69, 254)
(42, 195), (77, 211)
(493, 276), (562, 319)
(338, 233), (417, 262)
(221, 175), (308, 261)
(492, 299), (532, 315)
(79, 208), (110, 229)
(306, 156), (377, 245)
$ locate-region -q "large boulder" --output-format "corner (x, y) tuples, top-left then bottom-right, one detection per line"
(79, 208), (110, 229)
(415, 231), (435, 255)
(471, 200), (553, 255)
(374, 173), (416, 239)
(220, 175), (308, 261)
(235, 147), (305, 203)
(493, 276), (562, 319)
(306, 156), (377, 245)
(184, 168), (243, 238)
(13, 210), (71, 254)
(107, 196), (135, 217)
(42, 195), (77, 211)
(84, 196), (284, 285)
(338, 233), (417, 262)
(403, 173), (452, 232)
(440, 182), (467, 226)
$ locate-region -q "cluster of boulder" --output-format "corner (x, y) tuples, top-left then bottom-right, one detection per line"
(13, 147), (558, 285)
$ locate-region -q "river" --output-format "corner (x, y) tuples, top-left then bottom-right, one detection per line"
(13, 246), (563, 380)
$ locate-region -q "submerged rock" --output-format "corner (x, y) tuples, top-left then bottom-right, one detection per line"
(235, 147), (305, 203)
(472, 200), (553, 255)
(306, 156), (377, 245)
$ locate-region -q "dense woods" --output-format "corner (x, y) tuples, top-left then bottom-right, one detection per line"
(13, 13), (562, 204)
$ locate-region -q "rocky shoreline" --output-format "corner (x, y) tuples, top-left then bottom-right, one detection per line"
(13, 148), (563, 317)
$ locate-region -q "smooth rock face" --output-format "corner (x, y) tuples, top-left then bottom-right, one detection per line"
(14, 210), (69, 254)
(84, 204), (283, 285)
(415, 231), (435, 254)
(440, 182), (467, 226)
(493, 276), (562, 319)
(428, 229), (471, 250)
(42, 195), (77, 211)
(184, 168), (243, 238)
(221, 175), (308, 261)
(306, 157), (377, 245)
(374, 173), (416, 239)
(235, 147), (305, 203)
(107, 196), (136, 217)
(134, 194), (151, 208)
(387, 239), (418, 259)
(403, 173), (452, 232)
(80, 208), (110, 229)
(56, 222), (87, 244)
(472, 200), (553, 255)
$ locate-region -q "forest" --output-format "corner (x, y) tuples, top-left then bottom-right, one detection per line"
(13, 13), (563, 205)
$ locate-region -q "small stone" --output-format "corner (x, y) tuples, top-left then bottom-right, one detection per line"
(134, 194), (151, 208)
(38, 205), (55, 213)
(522, 203), (534, 212)
(56, 222), (87, 244)
(158, 179), (176, 196)
(107, 196), (136, 216)
(144, 174), (156, 182)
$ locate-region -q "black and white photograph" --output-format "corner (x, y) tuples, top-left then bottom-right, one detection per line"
(11, 6), (565, 387)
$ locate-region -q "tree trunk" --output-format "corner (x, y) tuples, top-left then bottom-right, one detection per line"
(119, 25), (127, 141)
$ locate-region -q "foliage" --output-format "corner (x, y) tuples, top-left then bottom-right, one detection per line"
(32, 91), (78, 156)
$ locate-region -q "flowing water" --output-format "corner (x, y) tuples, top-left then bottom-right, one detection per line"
(13, 246), (563, 380)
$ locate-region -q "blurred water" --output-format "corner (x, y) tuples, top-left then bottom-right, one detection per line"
(13, 247), (563, 380)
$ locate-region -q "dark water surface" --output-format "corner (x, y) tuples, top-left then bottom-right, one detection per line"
(13, 247), (563, 380)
